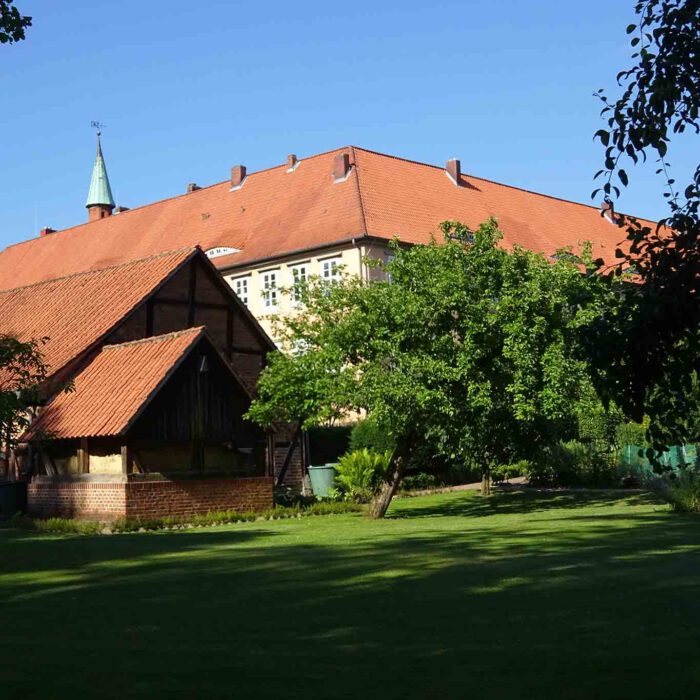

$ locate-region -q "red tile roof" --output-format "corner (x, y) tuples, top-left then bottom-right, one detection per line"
(0, 248), (195, 382)
(0, 146), (637, 290)
(26, 328), (204, 439)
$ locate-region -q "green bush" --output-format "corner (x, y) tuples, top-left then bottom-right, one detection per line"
(492, 460), (530, 483)
(529, 441), (616, 487)
(335, 449), (392, 502)
(401, 473), (439, 492)
(654, 469), (700, 512)
(349, 417), (395, 454)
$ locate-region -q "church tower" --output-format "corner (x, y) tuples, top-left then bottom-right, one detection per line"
(85, 129), (115, 222)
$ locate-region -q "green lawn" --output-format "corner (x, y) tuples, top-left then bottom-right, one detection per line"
(2, 490), (700, 699)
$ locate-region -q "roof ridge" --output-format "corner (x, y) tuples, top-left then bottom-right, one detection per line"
(351, 146), (637, 217)
(0, 246), (198, 295)
(102, 326), (205, 351)
(1, 146), (356, 253)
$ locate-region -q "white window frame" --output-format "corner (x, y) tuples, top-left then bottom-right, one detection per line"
(291, 263), (309, 304)
(261, 270), (279, 309)
(232, 275), (251, 307)
(321, 257), (343, 284)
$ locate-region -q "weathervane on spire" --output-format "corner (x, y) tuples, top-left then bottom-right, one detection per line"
(90, 120), (105, 137)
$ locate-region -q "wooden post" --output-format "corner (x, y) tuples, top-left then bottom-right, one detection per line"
(226, 309), (234, 362)
(121, 444), (131, 477)
(187, 263), (197, 327)
(77, 437), (89, 474)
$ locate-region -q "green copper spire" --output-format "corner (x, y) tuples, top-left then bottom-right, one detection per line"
(85, 131), (115, 210)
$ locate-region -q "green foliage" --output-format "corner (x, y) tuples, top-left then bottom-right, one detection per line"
(592, 0), (700, 448)
(492, 460), (530, 484)
(247, 218), (617, 514)
(400, 472), (440, 492)
(655, 469), (700, 513)
(1, 516), (103, 536)
(1, 502), (364, 536)
(335, 449), (392, 502)
(349, 416), (395, 454)
(528, 440), (617, 488)
(0, 0), (31, 44)
(616, 418), (651, 450)
(0, 335), (51, 450)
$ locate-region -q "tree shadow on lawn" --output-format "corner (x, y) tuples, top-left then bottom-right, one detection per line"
(1, 498), (699, 700)
(389, 489), (660, 520)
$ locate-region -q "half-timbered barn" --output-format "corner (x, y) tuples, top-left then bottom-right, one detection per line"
(1, 247), (301, 519)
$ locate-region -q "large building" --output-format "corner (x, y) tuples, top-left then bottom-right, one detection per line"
(0, 138), (630, 518)
(0, 140), (627, 343)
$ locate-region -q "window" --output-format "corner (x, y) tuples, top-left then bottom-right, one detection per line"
(262, 270), (278, 308)
(291, 264), (308, 304)
(321, 257), (342, 284)
(232, 276), (250, 306)
(385, 253), (395, 283)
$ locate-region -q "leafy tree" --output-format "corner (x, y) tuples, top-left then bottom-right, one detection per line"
(0, 0), (31, 44)
(593, 0), (700, 446)
(0, 335), (48, 478)
(247, 219), (616, 517)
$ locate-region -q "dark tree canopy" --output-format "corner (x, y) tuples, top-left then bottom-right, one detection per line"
(593, 0), (700, 445)
(0, 0), (31, 44)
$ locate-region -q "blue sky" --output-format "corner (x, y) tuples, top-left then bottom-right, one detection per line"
(1, 1), (694, 249)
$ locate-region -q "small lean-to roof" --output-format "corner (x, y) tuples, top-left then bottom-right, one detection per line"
(0, 248), (196, 381)
(0, 146), (644, 290)
(27, 328), (205, 440)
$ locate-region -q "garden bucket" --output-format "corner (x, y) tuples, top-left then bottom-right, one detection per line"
(308, 464), (337, 498)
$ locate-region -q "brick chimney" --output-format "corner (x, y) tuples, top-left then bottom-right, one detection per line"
(446, 158), (461, 186)
(39, 226), (55, 237)
(187, 183), (201, 193)
(230, 165), (247, 190)
(88, 205), (113, 222)
(333, 152), (350, 182)
(287, 154), (298, 171)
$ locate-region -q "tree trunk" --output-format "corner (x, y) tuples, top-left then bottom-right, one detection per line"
(368, 446), (410, 519)
(481, 466), (491, 496)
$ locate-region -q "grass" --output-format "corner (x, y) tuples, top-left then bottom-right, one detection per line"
(1, 490), (699, 699)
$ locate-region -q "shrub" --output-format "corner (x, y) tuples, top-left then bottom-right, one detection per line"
(28, 517), (102, 536)
(529, 441), (616, 487)
(492, 460), (530, 483)
(335, 449), (392, 502)
(400, 473), (439, 492)
(349, 417), (395, 454)
(654, 468), (700, 513)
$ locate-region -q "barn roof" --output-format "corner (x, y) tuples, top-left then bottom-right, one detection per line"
(0, 146), (636, 290)
(0, 248), (196, 382)
(26, 327), (206, 440)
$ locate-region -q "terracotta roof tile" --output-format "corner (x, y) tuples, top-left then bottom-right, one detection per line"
(0, 248), (195, 381)
(27, 327), (204, 440)
(0, 146), (641, 289)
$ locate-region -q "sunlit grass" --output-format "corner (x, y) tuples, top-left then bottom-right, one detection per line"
(1, 490), (698, 699)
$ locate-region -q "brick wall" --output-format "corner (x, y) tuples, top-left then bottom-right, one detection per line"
(28, 476), (273, 520)
(125, 476), (273, 518)
(28, 481), (127, 520)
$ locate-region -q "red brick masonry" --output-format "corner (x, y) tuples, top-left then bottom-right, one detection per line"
(28, 476), (274, 520)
